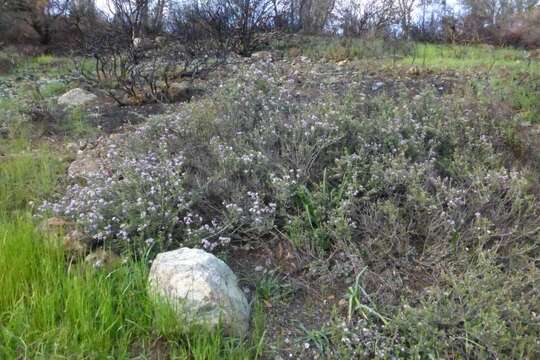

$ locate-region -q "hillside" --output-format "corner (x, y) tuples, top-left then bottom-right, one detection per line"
(1, 39), (539, 359)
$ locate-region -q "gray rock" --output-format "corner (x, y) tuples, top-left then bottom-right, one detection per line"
(371, 81), (384, 91)
(58, 88), (98, 107)
(251, 50), (281, 62)
(0, 126), (8, 138)
(63, 229), (90, 256)
(155, 36), (167, 47)
(67, 157), (103, 179)
(85, 249), (121, 270)
(133, 37), (155, 50)
(148, 248), (250, 337)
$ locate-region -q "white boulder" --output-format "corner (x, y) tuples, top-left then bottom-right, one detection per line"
(148, 248), (250, 337)
(58, 88), (97, 107)
(133, 37), (155, 50)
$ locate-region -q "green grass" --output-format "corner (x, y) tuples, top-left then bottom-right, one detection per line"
(1, 83), (97, 141)
(280, 36), (540, 73)
(256, 273), (294, 304)
(15, 55), (74, 78)
(400, 43), (538, 71)
(39, 81), (70, 97)
(61, 106), (98, 138)
(0, 143), (64, 214)
(0, 215), (265, 359)
(278, 36), (414, 62)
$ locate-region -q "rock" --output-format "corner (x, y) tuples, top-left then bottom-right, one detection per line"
(530, 49), (540, 61)
(65, 142), (79, 153)
(148, 248), (250, 337)
(58, 88), (98, 107)
(371, 81), (384, 91)
(407, 66), (421, 77)
(133, 37), (154, 50)
(63, 230), (90, 256)
(40, 217), (73, 233)
(168, 81), (193, 102)
(85, 249), (121, 270)
(68, 157), (103, 179)
(251, 50), (280, 62)
(0, 57), (14, 75)
(155, 36), (167, 47)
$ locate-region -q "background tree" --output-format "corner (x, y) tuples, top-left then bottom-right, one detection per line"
(299, 0), (336, 33)
(460, 0), (539, 43)
(4, 0), (71, 45)
(335, 0), (397, 37)
(397, 0), (417, 39)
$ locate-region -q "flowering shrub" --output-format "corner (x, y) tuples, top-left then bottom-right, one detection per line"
(42, 60), (539, 269)
(41, 150), (189, 255)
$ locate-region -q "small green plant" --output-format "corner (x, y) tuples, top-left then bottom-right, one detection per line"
(39, 81), (69, 98)
(297, 323), (332, 354)
(347, 268), (389, 326)
(287, 185), (332, 253)
(256, 273), (294, 304)
(62, 106), (96, 138)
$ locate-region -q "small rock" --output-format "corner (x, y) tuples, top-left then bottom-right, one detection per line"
(407, 66), (421, 77)
(148, 248), (250, 337)
(65, 142), (78, 153)
(63, 230), (90, 256)
(251, 51), (279, 62)
(371, 81), (384, 91)
(41, 217), (73, 233)
(133, 37), (154, 50)
(68, 157), (103, 179)
(58, 88), (98, 107)
(85, 249), (121, 270)
(155, 36), (167, 47)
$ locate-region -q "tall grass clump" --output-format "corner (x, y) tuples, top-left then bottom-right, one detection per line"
(0, 215), (264, 359)
(0, 144), (64, 214)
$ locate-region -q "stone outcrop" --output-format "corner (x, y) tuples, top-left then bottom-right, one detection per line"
(148, 248), (250, 337)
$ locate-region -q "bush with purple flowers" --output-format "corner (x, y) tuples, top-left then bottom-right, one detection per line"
(42, 60), (539, 265)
